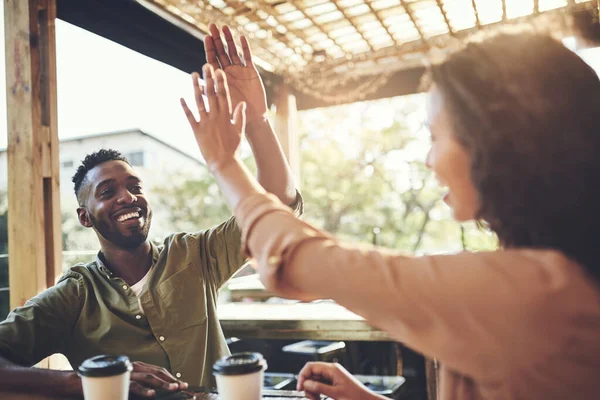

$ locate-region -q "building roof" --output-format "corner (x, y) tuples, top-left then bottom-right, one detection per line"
(0, 129), (206, 167)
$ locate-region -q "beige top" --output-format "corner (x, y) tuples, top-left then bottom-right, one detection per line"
(235, 193), (600, 400)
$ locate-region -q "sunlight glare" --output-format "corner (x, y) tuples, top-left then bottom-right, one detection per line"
(474, 0), (503, 24)
(538, 0), (568, 12)
(505, 0), (533, 19)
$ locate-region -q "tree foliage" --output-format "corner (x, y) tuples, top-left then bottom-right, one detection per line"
(151, 157), (257, 237)
(297, 99), (438, 250)
(294, 96), (497, 253)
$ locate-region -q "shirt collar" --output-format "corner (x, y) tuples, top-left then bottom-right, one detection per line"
(95, 252), (113, 279)
(95, 242), (159, 280)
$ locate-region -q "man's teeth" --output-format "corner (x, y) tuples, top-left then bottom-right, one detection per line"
(117, 212), (140, 222)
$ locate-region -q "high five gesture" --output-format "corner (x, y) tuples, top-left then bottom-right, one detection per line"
(180, 24), (298, 208)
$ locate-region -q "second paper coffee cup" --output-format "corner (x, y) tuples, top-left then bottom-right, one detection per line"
(213, 352), (267, 400)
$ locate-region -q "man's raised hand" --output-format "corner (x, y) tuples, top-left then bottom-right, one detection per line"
(180, 64), (246, 172)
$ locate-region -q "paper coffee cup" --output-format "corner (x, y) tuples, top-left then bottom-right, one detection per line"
(78, 355), (133, 400)
(213, 352), (267, 400)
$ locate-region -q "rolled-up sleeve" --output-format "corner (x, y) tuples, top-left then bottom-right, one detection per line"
(235, 192), (584, 381)
(0, 273), (83, 366)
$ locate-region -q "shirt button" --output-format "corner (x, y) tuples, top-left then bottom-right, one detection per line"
(176, 373), (182, 378)
(135, 315), (142, 320)
(159, 336), (165, 342)
(122, 284), (128, 290)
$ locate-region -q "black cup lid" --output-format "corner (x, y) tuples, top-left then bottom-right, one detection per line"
(78, 355), (133, 378)
(213, 352), (267, 376)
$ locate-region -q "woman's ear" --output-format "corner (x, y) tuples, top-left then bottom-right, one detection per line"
(77, 207), (93, 228)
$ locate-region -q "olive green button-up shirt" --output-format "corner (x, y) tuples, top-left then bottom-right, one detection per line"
(0, 195), (302, 387)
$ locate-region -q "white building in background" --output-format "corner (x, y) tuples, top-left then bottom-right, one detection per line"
(0, 128), (206, 200)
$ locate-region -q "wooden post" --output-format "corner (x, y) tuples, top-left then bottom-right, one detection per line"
(426, 358), (439, 400)
(273, 83), (301, 188)
(4, 0), (62, 311)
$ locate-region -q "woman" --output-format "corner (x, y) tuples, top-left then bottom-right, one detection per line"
(181, 28), (600, 399)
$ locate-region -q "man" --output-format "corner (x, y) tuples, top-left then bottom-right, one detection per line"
(0, 24), (301, 398)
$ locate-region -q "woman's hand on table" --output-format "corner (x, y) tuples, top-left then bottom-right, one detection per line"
(129, 361), (188, 398)
(297, 362), (386, 400)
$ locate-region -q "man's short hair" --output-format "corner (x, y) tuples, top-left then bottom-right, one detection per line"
(72, 149), (130, 200)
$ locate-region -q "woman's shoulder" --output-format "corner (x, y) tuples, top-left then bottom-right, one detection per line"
(428, 248), (597, 300)
(447, 248), (579, 273)
(477, 248), (600, 313)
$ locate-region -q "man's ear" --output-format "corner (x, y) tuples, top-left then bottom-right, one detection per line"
(77, 207), (93, 228)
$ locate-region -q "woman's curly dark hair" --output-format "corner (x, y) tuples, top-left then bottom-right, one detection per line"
(424, 30), (600, 282)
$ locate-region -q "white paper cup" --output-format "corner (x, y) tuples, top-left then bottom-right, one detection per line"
(78, 355), (132, 400)
(213, 352), (267, 400)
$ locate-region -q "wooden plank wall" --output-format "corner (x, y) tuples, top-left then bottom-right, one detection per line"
(4, 0), (62, 311)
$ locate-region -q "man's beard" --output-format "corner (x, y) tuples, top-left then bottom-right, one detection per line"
(89, 211), (152, 249)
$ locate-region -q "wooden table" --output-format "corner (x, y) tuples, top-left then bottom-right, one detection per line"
(226, 274), (275, 302)
(0, 393), (78, 400)
(217, 301), (393, 341)
(156, 389), (312, 399)
(0, 389), (312, 400)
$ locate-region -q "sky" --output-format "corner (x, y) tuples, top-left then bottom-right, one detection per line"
(0, 5), (199, 157)
(0, 5), (598, 160)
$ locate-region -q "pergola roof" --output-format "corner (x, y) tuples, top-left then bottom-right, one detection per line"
(139, 0), (598, 106)
(58, 0), (599, 109)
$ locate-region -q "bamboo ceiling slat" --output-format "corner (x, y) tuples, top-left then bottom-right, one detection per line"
(471, 0), (482, 28)
(364, 0), (400, 47)
(288, 1), (347, 57)
(331, 0), (374, 51)
(399, 0), (430, 47)
(435, 0), (455, 35)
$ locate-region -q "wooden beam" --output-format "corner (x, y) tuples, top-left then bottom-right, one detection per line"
(471, 0), (482, 28)
(426, 358), (439, 400)
(364, 0), (399, 47)
(292, 65), (426, 110)
(4, 0), (62, 312)
(331, 0), (373, 52)
(291, 0), (346, 58)
(399, 0), (430, 48)
(435, 0), (455, 36)
(273, 84), (301, 189)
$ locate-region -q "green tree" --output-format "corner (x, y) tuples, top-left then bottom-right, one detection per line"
(153, 172), (232, 233)
(151, 157), (257, 236)
(298, 96), (456, 252)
